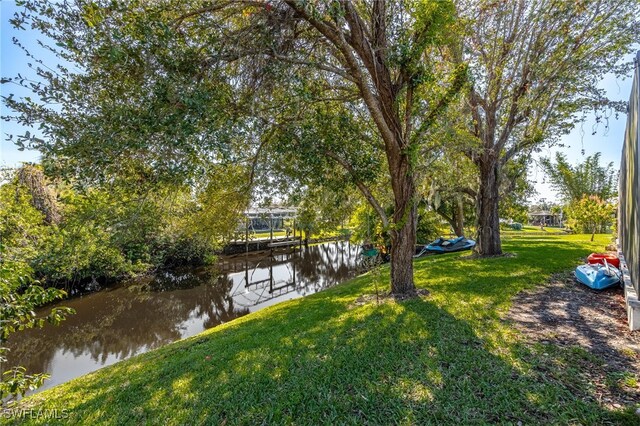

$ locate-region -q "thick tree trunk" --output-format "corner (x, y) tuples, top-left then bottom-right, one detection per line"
(436, 210), (457, 237)
(454, 195), (465, 237)
(436, 198), (464, 237)
(389, 160), (417, 295)
(17, 165), (61, 225)
(389, 205), (417, 295)
(476, 159), (502, 256)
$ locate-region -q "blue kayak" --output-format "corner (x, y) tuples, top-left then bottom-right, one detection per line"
(419, 236), (476, 255)
(574, 263), (621, 290)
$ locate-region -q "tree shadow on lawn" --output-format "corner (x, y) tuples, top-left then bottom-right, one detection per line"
(508, 272), (640, 410)
(18, 282), (636, 425)
(412, 238), (597, 315)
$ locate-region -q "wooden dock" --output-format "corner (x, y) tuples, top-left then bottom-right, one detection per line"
(222, 236), (303, 255)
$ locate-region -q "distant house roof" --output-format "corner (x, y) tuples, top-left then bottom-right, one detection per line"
(245, 207), (297, 219)
(528, 211), (560, 216)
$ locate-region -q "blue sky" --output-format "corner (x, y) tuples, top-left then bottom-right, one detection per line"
(0, 1), (636, 202)
(530, 67), (634, 203)
(1, 0), (43, 167)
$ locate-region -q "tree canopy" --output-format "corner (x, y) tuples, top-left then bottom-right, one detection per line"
(457, 0), (638, 255)
(3, 0), (639, 292)
(4, 0), (469, 295)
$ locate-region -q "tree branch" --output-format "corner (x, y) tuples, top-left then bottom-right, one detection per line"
(282, 0), (399, 156)
(455, 186), (477, 198)
(324, 150), (389, 227)
(172, 1), (233, 29)
(267, 50), (357, 83)
(411, 64), (468, 145)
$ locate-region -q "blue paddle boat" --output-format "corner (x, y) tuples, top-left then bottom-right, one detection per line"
(415, 236), (476, 256)
(574, 261), (621, 290)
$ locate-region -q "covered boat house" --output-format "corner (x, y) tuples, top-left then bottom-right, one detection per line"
(528, 211), (562, 227)
(243, 207), (298, 232)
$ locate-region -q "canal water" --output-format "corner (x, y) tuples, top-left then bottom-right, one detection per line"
(7, 241), (360, 395)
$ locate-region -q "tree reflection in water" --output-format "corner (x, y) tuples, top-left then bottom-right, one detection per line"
(6, 241), (358, 394)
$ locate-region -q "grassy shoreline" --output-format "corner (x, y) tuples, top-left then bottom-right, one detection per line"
(8, 234), (638, 425)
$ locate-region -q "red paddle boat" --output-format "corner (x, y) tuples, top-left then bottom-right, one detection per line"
(587, 252), (620, 269)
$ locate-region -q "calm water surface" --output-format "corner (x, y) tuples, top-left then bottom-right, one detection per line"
(8, 241), (359, 394)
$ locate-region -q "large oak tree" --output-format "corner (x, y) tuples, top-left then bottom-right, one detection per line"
(457, 0), (639, 255)
(5, 0), (466, 296)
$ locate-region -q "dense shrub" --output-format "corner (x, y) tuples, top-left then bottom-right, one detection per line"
(565, 195), (616, 241)
(0, 165), (244, 288)
(0, 262), (74, 404)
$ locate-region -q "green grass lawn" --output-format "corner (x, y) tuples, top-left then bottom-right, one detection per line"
(501, 225), (567, 236)
(9, 234), (636, 425)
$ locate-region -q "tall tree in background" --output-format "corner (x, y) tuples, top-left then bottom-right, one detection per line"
(420, 152), (476, 237)
(5, 0), (467, 296)
(541, 152), (617, 202)
(457, 0), (639, 255)
(542, 152), (617, 238)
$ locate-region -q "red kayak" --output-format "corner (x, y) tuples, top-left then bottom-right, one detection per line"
(587, 252), (620, 269)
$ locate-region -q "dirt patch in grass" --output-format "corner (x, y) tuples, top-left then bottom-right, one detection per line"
(507, 271), (640, 409)
(350, 288), (430, 308)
